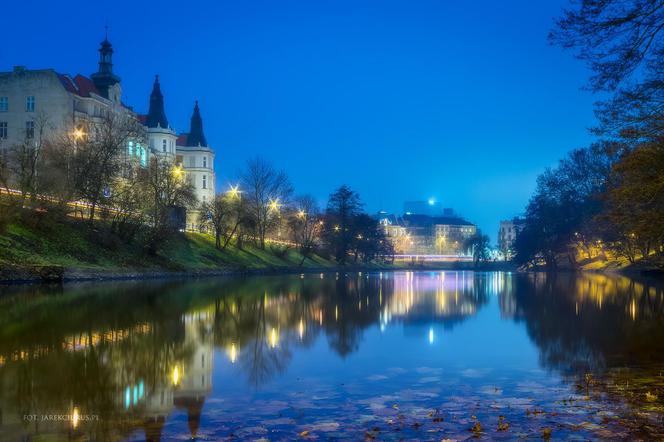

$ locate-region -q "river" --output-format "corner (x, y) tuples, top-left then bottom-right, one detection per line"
(0, 271), (662, 440)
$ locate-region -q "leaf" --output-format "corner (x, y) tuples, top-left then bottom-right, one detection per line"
(541, 427), (552, 440)
(497, 415), (510, 431)
(299, 430), (309, 437)
(471, 421), (483, 436)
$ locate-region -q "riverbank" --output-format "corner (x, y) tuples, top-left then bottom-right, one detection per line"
(0, 213), (516, 284)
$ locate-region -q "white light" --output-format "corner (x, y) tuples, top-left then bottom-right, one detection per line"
(428, 327), (435, 344)
(428, 198), (435, 205)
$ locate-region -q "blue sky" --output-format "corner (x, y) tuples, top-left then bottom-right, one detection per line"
(4, 0), (597, 241)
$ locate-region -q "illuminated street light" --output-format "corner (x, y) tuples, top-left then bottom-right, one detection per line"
(227, 184), (240, 199)
(171, 165), (184, 180)
(334, 225), (340, 232)
(72, 128), (85, 140)
(297, 209), (306, 219)
(268, 198), (281, 212)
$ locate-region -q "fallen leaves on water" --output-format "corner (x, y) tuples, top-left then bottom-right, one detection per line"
(541, 427), (552, 440)
(470, 420), (483, 436)
(299, 430), (309, 437)
(497, 415), (510, 431)
(645, 391), (658, 402)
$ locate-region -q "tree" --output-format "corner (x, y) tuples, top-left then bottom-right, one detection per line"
(551, 1), (663, 142)
(240, 158), (292, 249)
(141, 158), (197, 253)
(465, 231), (491, 266)
(605, 141), (664, 260)
(62, 112), (146, 222)
(7, 112), (51, 203)
(324, 185), (363, 264)
(201, 190), (249, 250)
(349, 214), (392, 263)
(288, 195), (323, 264)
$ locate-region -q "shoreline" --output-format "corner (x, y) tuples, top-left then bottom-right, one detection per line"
(0, 261), (519, 285)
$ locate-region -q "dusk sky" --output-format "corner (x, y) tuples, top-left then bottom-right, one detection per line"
(4, 0), (598, 241)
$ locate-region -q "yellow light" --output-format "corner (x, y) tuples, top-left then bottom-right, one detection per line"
(72, 407), (80, 429)
(172, 366), (181, 386)
(268, 198), (281, 212)
(227, 184), (240, 199)
(229, 343), (237, 363)
(334, 225), (340, 232)
(298, 319), (305, 340)
(172, 165), (184, 179)
(269, 327), (279, 348)
(297, 210), (306, 218)
(72, 128), (85, 140)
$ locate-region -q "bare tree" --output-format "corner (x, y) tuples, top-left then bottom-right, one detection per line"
(288, 195), (323, 264)
(69, 111), (145, 222)
(200, 190), (249, 250)
(240, 158), (293, 249)
(7, 112), (51, 204)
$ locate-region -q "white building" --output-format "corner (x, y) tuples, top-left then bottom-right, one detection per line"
(0, 36), (217, 225)
(498, 218), (524, 259)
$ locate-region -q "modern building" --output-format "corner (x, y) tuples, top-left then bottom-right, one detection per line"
(0, 35), (216, 226)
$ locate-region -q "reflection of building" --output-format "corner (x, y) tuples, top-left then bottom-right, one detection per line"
(498, 218), (524, 258)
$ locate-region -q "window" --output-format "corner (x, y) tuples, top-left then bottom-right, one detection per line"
(26, 96), (35, 112)
(127, 141), (134, 156)
(162, 139), (167, 152)
(203, 156), (207, 168)
(189, 156), (196, 167)
(0, 97), (7, 112)
(25, 121), (34, 139)
(0, 122), (7, 139)
(202, 174), (207, 189)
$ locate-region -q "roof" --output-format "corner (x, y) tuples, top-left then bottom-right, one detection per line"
(402, 213), (474, 227)
(57, 73), (100, 98)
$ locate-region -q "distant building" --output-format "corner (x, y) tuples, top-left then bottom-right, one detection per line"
(403, 200), (454, 217)
(498, 218), (524, 259)
(379, 210), (477, 256)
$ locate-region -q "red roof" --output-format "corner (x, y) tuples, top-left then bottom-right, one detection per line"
(177, 134), (188, 145)
(137, 114), (148, 124)
(57, 73), (100, 97)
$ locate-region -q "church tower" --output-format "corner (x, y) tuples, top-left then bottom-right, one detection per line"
(90, 35), (122, 102)
(146, 75), (177, 161)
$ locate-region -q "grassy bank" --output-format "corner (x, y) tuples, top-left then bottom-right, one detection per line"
(0, 210), (518, 282)
(0, 211), (337, 281)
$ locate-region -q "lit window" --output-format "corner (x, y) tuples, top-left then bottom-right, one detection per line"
(202, 175), (207, 189)
(127, 141), (134, 156)
(0, 122), (7, 139)
(162, 139), (167, 152)
(25, 121), (34, 139)
(26, 96), (35, 112)
(0, 97), (7, 112)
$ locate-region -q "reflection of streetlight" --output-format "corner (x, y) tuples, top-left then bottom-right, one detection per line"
(334, 225), (340, 232)
(171, 366), (181, 386)
(71, 407), (80, 429)
(269, 327), (279, 348)
(229, 343), (237, 363)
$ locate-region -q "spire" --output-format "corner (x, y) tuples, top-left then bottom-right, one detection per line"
(90, 31), (120, 100)
(145, 75), (169, 129)
(186, 101), (207, 147)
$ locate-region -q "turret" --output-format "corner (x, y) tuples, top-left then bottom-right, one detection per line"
(146, 75), (169, 129)
(90, 35), (121, 101)
(186, 101), (207, 147)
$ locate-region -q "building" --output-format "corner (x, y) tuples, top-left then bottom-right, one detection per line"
(379, 209), (477, 256)
(0, 35), (216, 226)
(498, 218), (524, 259)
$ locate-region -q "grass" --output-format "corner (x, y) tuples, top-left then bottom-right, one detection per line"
(0, 211), (335, 273)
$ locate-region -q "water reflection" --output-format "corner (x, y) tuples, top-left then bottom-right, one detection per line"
(0, 271), (662, 440)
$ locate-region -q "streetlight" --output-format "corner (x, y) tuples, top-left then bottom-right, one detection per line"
(297, 209), (306, 219)
(171, 165), (184, 180)
(268, 198), (281, 212)
(227, 184), (240, 199)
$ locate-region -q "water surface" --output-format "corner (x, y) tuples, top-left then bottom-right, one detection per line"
(0, 271), (663, 440)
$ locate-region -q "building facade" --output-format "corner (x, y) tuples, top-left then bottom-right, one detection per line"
(498, 218), (524, 259)
(0, 36), (216, 226)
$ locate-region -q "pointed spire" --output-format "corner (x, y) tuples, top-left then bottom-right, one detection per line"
(186, 100), (207, 147)
(146, 75), (169, 129)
